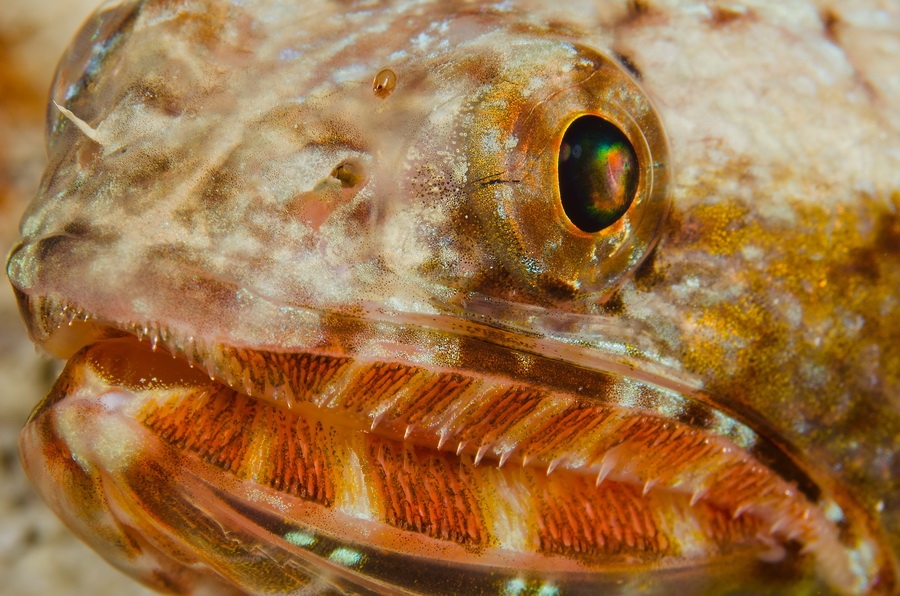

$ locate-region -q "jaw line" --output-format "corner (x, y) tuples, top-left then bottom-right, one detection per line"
(14, 293), (886, 594)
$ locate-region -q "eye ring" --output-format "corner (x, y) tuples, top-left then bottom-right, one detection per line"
(558, 115), (640, 234)
(465, 42), (670, 299)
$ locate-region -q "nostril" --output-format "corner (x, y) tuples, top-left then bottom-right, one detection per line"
(34, 235), (72, 261)
(330, 160), (365, 189)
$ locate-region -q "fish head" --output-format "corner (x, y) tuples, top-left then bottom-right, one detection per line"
(6, 1), (900, 594)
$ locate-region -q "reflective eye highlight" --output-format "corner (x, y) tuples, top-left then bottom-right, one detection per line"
(558, 116), (639, 233)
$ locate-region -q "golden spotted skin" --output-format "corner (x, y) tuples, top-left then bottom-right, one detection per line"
(5, 0), (900, 594)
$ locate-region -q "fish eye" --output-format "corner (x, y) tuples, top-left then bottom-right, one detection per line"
(558, 115), (639, 233)
(464, 42), (670, 299)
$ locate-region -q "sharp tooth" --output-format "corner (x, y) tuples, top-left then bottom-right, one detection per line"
(690, 486), (708, 507)
(242, 369), (253, 395)
(404, 425), (414, 439)
(204, 357), (216, 380)
(595, 447), (621, 487)
(770, 516), (789, 535)
(436, 430), (450, 450)
(642, 478), (658, 497)
(456, 441), (467, 456)
(732, 502), (752, 520)
(546, 457), (564, 476)
(596, 460), (615, 487)
(498, 449), (513, 468)
(370, 411), (385, 431)
(474, 445), (490, 466)
(283, 385), (297, 409)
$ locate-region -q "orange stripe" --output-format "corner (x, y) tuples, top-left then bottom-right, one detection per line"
(341, 362), (419, 412)
(389, 372), (473, 426)
(282, 352), (351, 401)
(139, 386), (335, 505)
(534, 477), (669, 557)
(366, 437), (488, 545)
(517, 404), (612, 460)
(454, 386), (544, 446)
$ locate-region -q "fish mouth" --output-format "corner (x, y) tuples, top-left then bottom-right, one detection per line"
(15, 293), (887, 594)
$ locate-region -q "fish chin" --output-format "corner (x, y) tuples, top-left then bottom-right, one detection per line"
(16, 299), (886, 595)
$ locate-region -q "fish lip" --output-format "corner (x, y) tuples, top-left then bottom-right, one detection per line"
(13, 292), (892, 594)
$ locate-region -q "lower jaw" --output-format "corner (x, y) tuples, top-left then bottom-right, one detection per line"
(19, 334), (884, 595)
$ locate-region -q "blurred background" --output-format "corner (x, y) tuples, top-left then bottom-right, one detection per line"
(0, 1), (156, 593)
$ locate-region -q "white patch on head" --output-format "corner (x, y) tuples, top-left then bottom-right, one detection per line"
(411, 31), (433, 52)
(480, 127), (503, 155)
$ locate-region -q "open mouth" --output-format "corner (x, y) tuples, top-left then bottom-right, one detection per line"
(17, 294), (882, 594)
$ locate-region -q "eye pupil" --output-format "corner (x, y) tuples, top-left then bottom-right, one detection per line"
(558, 115), (639, 233)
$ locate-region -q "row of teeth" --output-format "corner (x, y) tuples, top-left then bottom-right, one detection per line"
(45, 299), (865, 592)
(118, 317), (829, 540)
(53, 303), (820, 516)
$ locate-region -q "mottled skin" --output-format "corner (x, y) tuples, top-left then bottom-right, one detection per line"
(5, 0), (900, 594)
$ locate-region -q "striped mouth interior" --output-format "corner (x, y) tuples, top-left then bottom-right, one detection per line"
(18, 306), (877, 594)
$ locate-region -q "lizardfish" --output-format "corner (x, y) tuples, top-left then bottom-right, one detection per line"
(7, 0), (900, 594)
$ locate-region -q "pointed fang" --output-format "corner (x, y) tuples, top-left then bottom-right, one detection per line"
(690, 487), (708, 507)
(547, 457), (564, 476)
(474, 445), (490, 466)
(436, 431), (449, 451)
(595, 448), (620, 487)
(770, 517), (789, 535)
(732, 502), (752, 520)
(596, 461), (615, 487)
